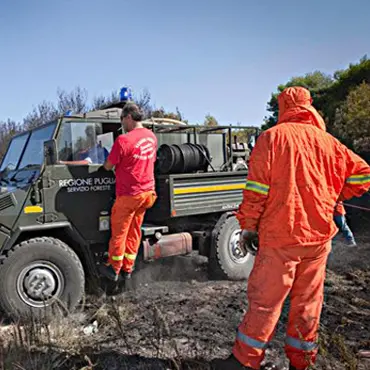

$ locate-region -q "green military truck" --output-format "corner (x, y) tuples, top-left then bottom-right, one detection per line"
(0, 102), (259, 320)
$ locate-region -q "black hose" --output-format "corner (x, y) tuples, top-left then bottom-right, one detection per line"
(156, 143), (212, 174)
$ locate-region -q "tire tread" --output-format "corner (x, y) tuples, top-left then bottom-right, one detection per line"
(209, 215), (253, 281)
(0, 237), (85, 320)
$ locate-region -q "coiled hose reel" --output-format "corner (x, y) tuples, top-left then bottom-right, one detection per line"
(156, 143), (212, 174)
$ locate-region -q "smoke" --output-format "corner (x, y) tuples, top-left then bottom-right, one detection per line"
(130, 254), (208, 291)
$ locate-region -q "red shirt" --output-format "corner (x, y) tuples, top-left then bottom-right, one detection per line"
(108, 128), (157, 196)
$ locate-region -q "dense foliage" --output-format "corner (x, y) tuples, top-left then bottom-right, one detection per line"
(262, 56), (370, 158)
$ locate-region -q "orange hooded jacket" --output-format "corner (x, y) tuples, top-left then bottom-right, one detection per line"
(237, 87), (370, 248)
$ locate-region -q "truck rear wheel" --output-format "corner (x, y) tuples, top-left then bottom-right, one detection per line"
(0, 237), (85, 321)
(208, 215), (254, 280)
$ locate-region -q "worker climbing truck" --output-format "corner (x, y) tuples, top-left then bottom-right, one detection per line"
(0, 95), (260, 320)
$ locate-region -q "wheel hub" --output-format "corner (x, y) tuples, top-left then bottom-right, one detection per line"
(24, 268), (56, 300)
(17, 261), (64, 308)
(229, 230), (250, 264)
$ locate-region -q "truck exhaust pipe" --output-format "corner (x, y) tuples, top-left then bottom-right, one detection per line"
(142, 233), (192, 261)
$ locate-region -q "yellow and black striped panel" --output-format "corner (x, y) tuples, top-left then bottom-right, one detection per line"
(171, 174), (246, 217)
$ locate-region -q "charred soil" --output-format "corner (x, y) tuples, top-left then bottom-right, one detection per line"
(0, 226), (369, 369)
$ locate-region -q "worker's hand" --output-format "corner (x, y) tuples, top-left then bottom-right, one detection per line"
(97, 165), (108, 173)
(239, 230), (259, 256)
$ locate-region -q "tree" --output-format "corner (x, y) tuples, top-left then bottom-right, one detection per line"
(57, 86), (88, 114)
(332, 82), (370, 153)
(133, 89), (152, 119)
(262, 56), (370, 145)
(0, 119), (22, 160)
(90, 88), (184, 122)
(23, 101), (59, 130)
(204, 114), (219, 127)
(314, 56), (370, 133)
(150, 107), (184, 121)
(22, 86), (90, 130)
(91, 90), (120, 111)
(262, 71), (334, 130)
(0, 85), (185, 162)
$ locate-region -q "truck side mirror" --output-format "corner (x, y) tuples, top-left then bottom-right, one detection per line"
(44, 139), (57, 165)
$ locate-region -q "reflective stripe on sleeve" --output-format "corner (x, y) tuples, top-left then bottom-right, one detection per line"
(124, 253), (136, 261)
(245, 180), (270, 195)
(236, 331), (269, 350)
(346, 174), (370, 185)
(285, 336), (318, 351)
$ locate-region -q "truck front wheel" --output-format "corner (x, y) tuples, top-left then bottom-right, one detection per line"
(208, 215), (255, 280)
(0, 237), (85, 321)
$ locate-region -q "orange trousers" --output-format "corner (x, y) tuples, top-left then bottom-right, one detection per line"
(107, 190), (157, 274)
(233, 242), (331, 370)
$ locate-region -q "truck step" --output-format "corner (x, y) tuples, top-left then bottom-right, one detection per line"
(141, 224), (169, 236)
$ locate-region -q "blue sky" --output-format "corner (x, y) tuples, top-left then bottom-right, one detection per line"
(0, 0), (369, 127)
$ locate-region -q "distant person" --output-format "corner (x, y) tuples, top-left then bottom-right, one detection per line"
(59, 125), (109, 165)
(99, 102), (158, 284)
(211, 87), (370, 370)
(333, 201), (356, 246)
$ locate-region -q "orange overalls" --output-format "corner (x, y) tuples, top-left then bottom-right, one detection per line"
(233, 87), (370, 369)
(107, 191), (157, 274)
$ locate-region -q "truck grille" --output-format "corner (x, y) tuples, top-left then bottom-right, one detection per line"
(0, 194), (15, 211)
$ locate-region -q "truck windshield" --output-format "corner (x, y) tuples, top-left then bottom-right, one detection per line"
(18, 123), (56, 170)
(0, 123), (56, 185)
(0, 133), (29, 173)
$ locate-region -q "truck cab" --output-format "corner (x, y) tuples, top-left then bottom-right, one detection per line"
(0, 105), (259, 320)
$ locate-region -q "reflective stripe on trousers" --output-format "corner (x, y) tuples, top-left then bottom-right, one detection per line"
(109, 254), (136, 262)
(232, 241), (330, 370)
(237, 331), (269, 350)
(124, 253), (136, 261)
(285, 336), (318, 351)
(107, 191), (157, 274)
(110, 255), (124, 261)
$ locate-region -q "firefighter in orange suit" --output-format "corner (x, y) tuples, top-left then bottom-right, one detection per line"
(99, 102), (157, 283)
(212, 87), (370, 370)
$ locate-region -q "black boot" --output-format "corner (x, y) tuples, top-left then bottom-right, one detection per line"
(210, 354), (256, 370)
(211, 355), (280, 370)
(99, 264), (121, 282)
(121, 271), (133, 291)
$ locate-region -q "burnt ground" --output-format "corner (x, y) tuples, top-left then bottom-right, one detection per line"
(0, 224), (369, 369)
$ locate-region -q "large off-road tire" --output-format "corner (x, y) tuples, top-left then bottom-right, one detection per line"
(0, 237), (85, 321)
(208, 215), (254, 280)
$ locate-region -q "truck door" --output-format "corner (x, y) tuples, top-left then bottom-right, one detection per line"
(42, 120), (116, 245)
